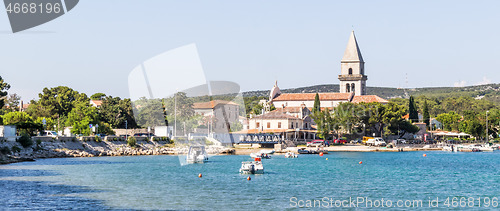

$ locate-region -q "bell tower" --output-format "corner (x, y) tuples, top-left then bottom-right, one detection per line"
(339, 31), (367, 96)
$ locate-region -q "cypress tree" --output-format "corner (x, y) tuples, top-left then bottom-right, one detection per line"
(312, 93), (321, 113)
(408, 96), (418, 122)
(423, 99), (430, 127)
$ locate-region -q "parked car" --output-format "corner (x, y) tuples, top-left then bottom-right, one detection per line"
(366, 138), (386, 146)
(133, 133), (155, 137)
(307, 140), (325, 147)
(350, 139), (362, 144)
(334, 139), (347, 144)
(42, 130), (58, 137)
(396, 139), (406, 144)
(96, 133), (107, 138)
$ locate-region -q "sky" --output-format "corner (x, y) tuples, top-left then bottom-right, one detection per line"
(1, 0), (499, 101)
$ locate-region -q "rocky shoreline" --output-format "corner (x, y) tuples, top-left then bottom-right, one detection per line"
(0, 139), (235, 165)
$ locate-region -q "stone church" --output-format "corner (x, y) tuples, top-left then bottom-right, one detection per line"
(269, 31), (388, 110)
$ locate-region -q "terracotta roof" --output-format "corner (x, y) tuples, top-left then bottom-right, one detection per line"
(273, 93), (352, 101)
(252, 110), (300, 120)
(90, 100), (103, 107)
(22, 103), (30, 109)
(275, 107), (305, 113)
(193, 100), (239, 109)
(351, 95), (389, 104)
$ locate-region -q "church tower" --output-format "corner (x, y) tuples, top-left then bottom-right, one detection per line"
(339, 31), (367, 96)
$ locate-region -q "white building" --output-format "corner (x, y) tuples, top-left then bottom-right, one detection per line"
(193, 100), (240, 133)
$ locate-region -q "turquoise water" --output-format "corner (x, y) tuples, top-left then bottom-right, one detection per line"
(1, 151), (500, 210)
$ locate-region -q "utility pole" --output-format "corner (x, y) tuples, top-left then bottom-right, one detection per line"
(486, 110), (489, 143)
(174, 91), (177, 137)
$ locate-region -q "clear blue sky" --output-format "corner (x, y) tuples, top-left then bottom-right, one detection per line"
(1, 0), (499, 101)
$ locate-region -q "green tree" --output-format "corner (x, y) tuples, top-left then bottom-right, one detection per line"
(90, 93), (106, 100)
(436, 111), (462, 131)
(0, 76), (10, 109)
(134, 98), (168, 128)
(28, 86), (89, 121)
(423, 99), (430, 127)
(311, 108), (332, 140)
(252, 103), (264, 115)
(5, 93), (21, 112)
(2, 111), (42, 135)
(66, 102), (98, 135)
(98, 96), (137, 129)
(408, 96), (418, 122)
(312, 93), (320, 113)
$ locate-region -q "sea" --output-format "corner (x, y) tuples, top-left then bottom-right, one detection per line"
(1, 151), (499, 210)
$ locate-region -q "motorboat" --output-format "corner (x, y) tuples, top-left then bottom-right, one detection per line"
(442, 145), (458, 152)
(297, 148), (328, 154)
(285, 152), (298, 158)
(250, 152), (271, 159)
(186, 146), (208, 163)
(239, 160), (264, 174)
(259, 149), (275, 154)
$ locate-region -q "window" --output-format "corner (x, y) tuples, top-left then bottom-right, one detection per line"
(256, 122), (260, 128)
(267, 122), (271, 128)
(348, 68), (353, 75)
(351, 83), (355, 93)
(278, 122), (281, 128)
(290, 123), (294, 129)
(346, 84), (350, 92)
(296, 123), (299, 128)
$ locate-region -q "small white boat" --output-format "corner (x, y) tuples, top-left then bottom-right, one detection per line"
(259, 149), (275, 154)
(186, 146), (208, 163)
(285, 152), (298, 158)
(442, 145), (455, 152)
(239, 161), (264, 174)
(250, 152), (271, 159)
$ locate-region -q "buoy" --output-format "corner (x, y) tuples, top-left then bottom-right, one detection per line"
(359, 161), (363, 164)
(198, 173), (202, 178)
(423, 154), (427, 157)
(319, 152), (324, 156)
(247, 176), (251, 181)
(326, 158), (328, 160)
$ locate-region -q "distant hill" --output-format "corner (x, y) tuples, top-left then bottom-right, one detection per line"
(242, 83), (500, 105)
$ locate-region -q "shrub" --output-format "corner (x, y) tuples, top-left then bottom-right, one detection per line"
(36, 139), (42, 145)
(0, 146), (10, 154)
(127, 136), (136, 147)
(17, 133), (33, 148)
(11, 146), (21, 153)
(95, 135), (101, 142)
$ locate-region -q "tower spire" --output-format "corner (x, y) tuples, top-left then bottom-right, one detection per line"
(342, 31), (364, 62)
(339, 31), (367, 96)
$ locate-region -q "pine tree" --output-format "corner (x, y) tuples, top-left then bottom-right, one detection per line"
(408, 96), (419, 122)
(312, 93), (320, 113)
(423, 99), (430, 127)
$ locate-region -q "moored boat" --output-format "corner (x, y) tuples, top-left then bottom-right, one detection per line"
(285, 152), (298, 158)
(239, 161), (264, 174)
(186, 146), (208, 163)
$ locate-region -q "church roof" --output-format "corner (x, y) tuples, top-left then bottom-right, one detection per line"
(272, 93), (352, 101)
(341, 31), (364, 63)
(351, 95), (389, 104)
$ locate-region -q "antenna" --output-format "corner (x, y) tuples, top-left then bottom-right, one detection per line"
(404, 73), (409, 98)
